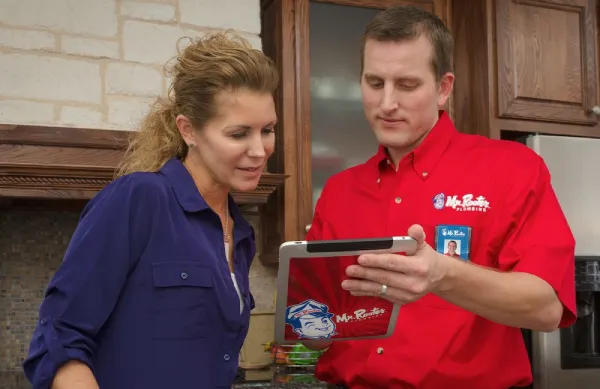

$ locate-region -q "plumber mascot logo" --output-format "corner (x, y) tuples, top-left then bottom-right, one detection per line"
(285, 299), (337, 339)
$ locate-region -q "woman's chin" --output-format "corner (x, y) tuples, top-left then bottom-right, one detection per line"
(230, 178), (261, 192)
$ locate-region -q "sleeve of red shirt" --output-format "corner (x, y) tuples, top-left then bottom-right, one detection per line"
(496, 151), (576, 327)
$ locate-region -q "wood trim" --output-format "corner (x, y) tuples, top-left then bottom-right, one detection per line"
(295, 0), (313, 240)
(451, 0), (495, 138)
(312, 0), (434, 8)
(0, 124), (288, 203)
(0, 124), (130, 149)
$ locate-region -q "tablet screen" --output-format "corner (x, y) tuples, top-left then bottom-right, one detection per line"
(282, 255), (396, 341)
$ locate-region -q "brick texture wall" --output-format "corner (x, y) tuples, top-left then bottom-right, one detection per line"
(0, 0), (262, 129)
(0, 0), (278, 372)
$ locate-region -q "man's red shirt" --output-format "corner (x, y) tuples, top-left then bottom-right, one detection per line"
(306, 112), (576, 389)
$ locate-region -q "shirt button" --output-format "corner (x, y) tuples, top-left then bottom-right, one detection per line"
(394, 197), (402, 204)
(376, 178), (381, 184)
(376, 347), (384, 355)
(422, 171), (428, 177)
(180, 272), (188, 280)
(223, 354), (230, 361)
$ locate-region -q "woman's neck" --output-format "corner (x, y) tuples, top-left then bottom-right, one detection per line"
(183, 157), (229, 214)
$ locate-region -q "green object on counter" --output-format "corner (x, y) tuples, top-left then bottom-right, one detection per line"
(288, 343), (322, 365)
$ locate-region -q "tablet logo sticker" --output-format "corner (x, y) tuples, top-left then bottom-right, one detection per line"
(334, 307), (386, 323)
(285, 299), (337, 339)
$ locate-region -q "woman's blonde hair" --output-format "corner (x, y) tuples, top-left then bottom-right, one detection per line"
(116, 31), (279, 177)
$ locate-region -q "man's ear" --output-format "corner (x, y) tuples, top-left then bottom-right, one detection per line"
(437, 72), (455, 107)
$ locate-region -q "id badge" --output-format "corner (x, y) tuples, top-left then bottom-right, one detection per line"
(434, 225), (472, 261)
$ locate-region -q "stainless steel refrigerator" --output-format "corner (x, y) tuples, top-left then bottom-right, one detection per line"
(525, 134), (600, 389)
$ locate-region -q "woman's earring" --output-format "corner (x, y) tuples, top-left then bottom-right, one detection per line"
(188, 143), (195, 148)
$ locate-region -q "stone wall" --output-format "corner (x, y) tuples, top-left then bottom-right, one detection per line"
(0, 0), (278, 372)
(0, 0), (262, 129)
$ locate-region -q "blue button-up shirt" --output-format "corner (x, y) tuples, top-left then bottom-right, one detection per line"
(23, 158), (256, 389)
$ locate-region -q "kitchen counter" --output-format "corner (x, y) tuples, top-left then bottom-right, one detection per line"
(0, 367), (332, 389)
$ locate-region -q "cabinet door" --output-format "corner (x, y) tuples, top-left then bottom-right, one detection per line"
(495, 0), (598, 125)
(303, 0), (448, 233)
(261, 0), (449, 240)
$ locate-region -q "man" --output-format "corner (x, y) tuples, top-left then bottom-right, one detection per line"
(304, 5), (576, 389)
(444, 240), (460, 258)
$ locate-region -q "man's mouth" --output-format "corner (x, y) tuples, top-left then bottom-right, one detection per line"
(379, 117), (403, 123)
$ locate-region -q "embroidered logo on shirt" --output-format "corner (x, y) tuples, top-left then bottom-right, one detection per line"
(433, 193), (491, 212)
(433, 193), (446, 209)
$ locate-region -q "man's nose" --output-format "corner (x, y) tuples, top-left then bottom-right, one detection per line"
(380, 85), (398, 112)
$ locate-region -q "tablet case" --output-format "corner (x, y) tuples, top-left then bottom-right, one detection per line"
(274, 237), (417, 343)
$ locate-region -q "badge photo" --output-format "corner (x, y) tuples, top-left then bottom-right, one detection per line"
(434, 225), (472, 261)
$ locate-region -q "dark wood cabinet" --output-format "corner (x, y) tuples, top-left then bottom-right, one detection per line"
(453, 0), (600, 139)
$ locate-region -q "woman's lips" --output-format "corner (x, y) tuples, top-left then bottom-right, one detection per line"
(238, 166), (261, 172)
(237, 166), (263, 176)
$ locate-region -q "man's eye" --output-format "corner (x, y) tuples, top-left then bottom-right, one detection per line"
(400, 84), (418, 91)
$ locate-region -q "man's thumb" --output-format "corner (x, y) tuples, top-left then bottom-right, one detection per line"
(407, 224), (427, 250)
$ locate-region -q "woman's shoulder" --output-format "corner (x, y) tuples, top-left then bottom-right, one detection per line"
(89, 171), (173, 211)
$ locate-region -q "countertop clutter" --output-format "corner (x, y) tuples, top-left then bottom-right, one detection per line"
(232, 366), (331, 388)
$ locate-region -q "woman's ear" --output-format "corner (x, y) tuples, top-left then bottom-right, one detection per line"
(176, 114), (196, 147)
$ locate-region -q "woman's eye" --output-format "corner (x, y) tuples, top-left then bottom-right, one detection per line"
(262, 127), (275, 135)
(231, 132), (247, 139)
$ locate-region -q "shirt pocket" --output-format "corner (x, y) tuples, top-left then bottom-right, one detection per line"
(151, 261), (213, 339)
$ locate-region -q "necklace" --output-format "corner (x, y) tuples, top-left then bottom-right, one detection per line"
(184, 161), (231, 259)
(223, 196), (230, 244)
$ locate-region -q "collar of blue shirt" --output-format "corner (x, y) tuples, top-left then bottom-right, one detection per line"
(159, 158), (253, 240)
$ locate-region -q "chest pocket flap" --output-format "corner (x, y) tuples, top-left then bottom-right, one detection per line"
(152, 262), (213, 288)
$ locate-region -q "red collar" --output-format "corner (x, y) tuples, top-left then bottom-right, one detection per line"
(370, 111), (456, 179)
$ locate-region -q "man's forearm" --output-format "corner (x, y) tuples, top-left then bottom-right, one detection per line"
(434, 256), (563, 332)
(52, 360), (99, 389)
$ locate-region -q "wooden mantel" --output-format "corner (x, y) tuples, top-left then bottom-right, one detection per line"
(0, 124), (288, 265)
(0, 124), (287, 203)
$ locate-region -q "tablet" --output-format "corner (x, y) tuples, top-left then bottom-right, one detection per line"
(274, 236), (417, 344)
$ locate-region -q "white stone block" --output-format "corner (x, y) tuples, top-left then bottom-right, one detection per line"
(105, 63), (163, 96)
(121, 2), (176, 22)
(242, 33), (262, 51)
(0, 100), (54, 124)
(61, 36), (120, 59)
(0, 28), (55, 51)
(107, 97), (153, 129)
(0, 53), (102, 104)
(179, 0), (260, 34)
(0, 0), (118, 37)
(123, 21), (185, 65)
(60, 106), (104, 127)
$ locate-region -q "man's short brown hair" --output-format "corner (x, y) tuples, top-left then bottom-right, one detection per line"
(361, 5), (453, 81)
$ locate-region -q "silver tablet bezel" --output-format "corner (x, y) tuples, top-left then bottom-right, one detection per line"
(274, 236), (417, 344)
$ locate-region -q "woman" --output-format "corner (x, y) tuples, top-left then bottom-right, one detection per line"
(23, 31), (279, 389)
